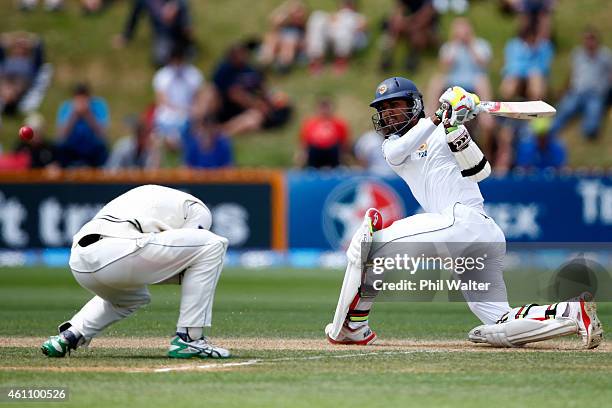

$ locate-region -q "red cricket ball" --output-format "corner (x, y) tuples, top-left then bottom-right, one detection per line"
(365, 208), (384, 232)
(19, 126), (34, 141)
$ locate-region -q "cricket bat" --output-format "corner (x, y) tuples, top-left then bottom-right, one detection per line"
(478, 100), (556, 119)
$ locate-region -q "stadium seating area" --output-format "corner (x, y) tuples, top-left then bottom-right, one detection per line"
(0, 0), (610, 171)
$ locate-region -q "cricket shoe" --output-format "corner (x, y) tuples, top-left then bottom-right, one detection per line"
(168, 333), (231, 359)
(467, 326), (487, 344)
(568, 292), (604, 349)
(325, 322), (377, 345)
(41, 331), (80, 358)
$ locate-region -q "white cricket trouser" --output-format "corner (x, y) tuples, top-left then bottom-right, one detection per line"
(373, 203), (511, 324)
(68, 229), (228, 339)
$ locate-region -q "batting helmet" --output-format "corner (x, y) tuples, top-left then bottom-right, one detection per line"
(370, 77), (424, 137)
(369, 77), (422, 108)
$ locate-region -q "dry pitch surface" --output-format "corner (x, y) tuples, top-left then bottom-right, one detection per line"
(1, 336), (608, 373)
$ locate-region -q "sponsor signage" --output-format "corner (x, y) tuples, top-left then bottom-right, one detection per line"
(288, 171), (612, 249)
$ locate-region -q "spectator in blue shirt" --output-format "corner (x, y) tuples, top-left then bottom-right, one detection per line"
(55, 83), (109, 168)
(114, 0), (193, 67)
(181, 116), (233, 169)
(500, 24), (553, 101)
(515, 117), (566, 171)
(550, 28), (612, 140)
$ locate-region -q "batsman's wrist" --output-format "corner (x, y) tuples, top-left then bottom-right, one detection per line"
(434, 106), (446, 125)
(444, 124), (459, 134)
(434, 106), (458, 132)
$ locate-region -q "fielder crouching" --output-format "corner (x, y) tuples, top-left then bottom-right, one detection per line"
(41, 184), (231, 359)
(325, 78), (604, 349)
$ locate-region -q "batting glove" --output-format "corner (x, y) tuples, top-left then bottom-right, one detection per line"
(438, 86), (481, 126)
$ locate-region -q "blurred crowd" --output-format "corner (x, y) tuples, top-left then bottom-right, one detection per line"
(0, 0), (610, 173)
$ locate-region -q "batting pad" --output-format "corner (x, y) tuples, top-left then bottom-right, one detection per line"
(326, 262), (362, 339)
(469, 318), (578, 347)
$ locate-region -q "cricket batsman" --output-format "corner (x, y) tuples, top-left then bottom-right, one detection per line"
(41, 184), (230, 359)
(325, 77), (604, 349)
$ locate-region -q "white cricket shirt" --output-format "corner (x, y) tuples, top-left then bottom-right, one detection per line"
(382, 118), (484, 214)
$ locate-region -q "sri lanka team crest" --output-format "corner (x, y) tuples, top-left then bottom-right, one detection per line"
(322, 178), (405, 249)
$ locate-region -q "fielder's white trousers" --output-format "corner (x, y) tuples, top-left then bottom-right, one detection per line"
(68, 229), (228, 339)
(373, 203), (511, 324)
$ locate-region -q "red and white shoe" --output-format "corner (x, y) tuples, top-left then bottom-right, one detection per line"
(325, 322), (377, 345)
(569, 292), (604, 349)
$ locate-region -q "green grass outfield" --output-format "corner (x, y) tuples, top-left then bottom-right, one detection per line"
(1, 267), (611, 407)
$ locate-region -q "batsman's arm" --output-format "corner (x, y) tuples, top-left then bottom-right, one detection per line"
(446, 126), (491, 182)
(382, 118), (438, 166)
